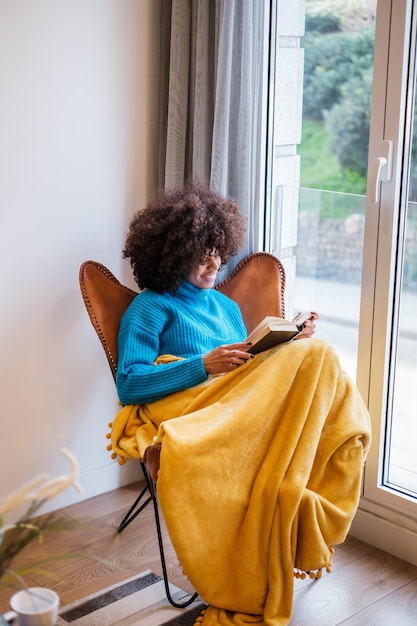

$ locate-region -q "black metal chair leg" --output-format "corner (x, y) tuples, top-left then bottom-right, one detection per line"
(141, 462), (199, 609)
(117, 470), (153, 532)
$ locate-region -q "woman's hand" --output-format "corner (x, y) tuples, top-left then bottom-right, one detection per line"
(295, 318), (316, 340)
(203, 342), (254, 375)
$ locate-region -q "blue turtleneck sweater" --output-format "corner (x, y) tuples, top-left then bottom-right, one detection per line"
(116, 280), (247, 405)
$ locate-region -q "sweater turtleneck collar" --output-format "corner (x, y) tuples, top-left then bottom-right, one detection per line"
(175, 280), (211, 303)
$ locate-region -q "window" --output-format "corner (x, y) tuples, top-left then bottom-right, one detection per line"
(267, 0), (417, 565)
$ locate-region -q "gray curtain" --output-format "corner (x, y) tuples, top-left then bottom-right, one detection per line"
(149, 0), (269, 260)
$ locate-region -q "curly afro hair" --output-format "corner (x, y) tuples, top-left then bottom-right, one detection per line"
(123, 182), (246, 293)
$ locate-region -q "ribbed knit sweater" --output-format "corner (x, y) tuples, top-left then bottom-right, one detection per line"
(116, 280), (247, 405)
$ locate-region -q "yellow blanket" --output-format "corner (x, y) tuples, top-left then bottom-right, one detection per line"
(110, 338), (371, 626)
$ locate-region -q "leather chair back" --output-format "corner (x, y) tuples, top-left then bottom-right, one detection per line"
(79, 261), (136, 379)
(79, 252), (286, 378)
(216, 252), (285, 333)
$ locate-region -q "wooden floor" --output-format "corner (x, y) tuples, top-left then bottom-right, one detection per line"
(2, 480), (417, 624)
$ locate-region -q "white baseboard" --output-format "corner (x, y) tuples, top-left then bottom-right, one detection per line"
(350, 506), (417, 567)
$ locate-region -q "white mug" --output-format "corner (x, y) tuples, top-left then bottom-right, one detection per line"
(9, 587), (59, 626)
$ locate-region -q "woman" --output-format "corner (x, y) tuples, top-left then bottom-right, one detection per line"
(116, 183), (314, 408)
(111, 183), (371, 626)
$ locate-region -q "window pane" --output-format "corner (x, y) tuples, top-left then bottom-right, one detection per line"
(293, 0), (376, 380)
(384, 91), (417, 496)
(295, 190), (365, 378)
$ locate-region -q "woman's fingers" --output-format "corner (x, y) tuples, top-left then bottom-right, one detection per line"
(296, 320), (316, 339)
(203, 344), (254, 374)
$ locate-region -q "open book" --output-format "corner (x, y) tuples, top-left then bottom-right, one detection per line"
(247, 311), (319, 354)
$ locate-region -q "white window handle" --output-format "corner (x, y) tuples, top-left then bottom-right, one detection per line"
(368, 140), (393, 204)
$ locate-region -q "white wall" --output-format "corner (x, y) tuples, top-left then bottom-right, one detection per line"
(0, 0), (151, 514)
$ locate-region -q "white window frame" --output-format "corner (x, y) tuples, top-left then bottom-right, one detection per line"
(352, 0), (417, 565)
(266, 0), (417, 564)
